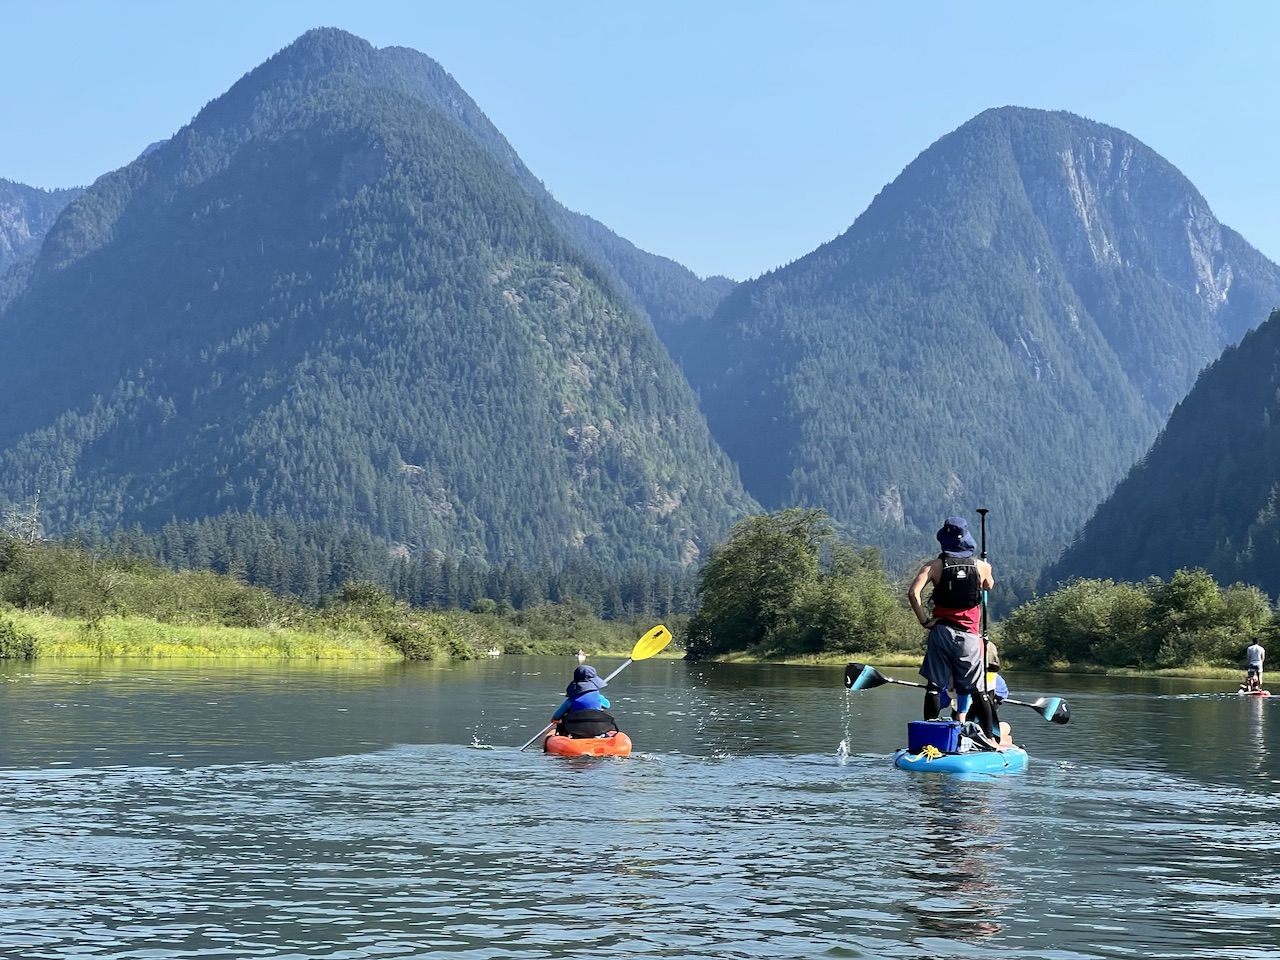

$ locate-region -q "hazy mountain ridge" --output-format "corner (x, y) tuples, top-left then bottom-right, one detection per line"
(671, 107), (1280, 573)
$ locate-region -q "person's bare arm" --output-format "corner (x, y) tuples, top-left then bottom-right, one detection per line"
(907, 560), (940, 627)
(977, 559), (994, 590)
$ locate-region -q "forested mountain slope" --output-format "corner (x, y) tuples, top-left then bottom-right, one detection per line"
(1046, 308), (1280, 595)
(0, 28), (757, 570)
(347, 39), (736, 338)
(670, 107), (1280, 573)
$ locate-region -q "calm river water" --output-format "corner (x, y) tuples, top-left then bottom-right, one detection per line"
(0, 655), (1276, 959)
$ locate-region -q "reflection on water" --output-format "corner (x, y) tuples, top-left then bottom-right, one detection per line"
(902, 776), (1011, 943)
(1248, 696), (1268, 779)
(0, 658), (1276, 958)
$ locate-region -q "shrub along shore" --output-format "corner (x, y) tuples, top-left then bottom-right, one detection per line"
(680, 509), (1273, 678)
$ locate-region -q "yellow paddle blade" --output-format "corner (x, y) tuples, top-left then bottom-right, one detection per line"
(629, 624), (672, 661)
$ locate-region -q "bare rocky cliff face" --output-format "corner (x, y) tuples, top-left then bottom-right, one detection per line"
(0, 179), (83, 277)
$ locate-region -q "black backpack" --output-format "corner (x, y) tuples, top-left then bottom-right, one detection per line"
(932, 555), (982, 608)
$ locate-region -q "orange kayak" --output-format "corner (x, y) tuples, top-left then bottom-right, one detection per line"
(544, 731), (633, 757)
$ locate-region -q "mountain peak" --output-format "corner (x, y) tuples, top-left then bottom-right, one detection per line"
(0, 32), (756, 571)
(672, 105), (1280, 571)
(265, 26), (375, 75)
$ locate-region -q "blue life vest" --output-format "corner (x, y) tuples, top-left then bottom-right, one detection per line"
(552, 691), (611, 719)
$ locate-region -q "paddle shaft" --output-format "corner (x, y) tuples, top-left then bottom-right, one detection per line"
(876, 671), (1003, 719)
(846, 660), (1067, 723)
(889, 675), (1057, 721)
(877, 670), (1020, 702)
(518, 722), (557, 753)
(977, 507), (989, 644)
(879, 674), (927, 692)
(1002, 695), (1045, 710)
(602, 658), (637, 684)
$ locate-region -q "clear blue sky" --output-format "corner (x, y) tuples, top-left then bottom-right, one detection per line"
(5, 0), (1278, 280)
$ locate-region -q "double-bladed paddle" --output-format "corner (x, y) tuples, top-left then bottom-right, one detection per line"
(844, 661), (1071, 724)
(518, 624), (673, 751)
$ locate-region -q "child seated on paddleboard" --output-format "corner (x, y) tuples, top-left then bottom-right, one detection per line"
(942, 657), (1013, 748)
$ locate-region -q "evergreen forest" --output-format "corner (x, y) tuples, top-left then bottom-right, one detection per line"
(0, 29), (757, 576)
(1047, 308), (1280, 599)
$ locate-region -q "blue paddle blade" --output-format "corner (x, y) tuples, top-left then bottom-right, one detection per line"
(1038, 697), (1070, 724)
(846, 663), (882, 691)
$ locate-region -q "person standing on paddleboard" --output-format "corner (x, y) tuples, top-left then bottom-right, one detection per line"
(908, 517), (998, 740)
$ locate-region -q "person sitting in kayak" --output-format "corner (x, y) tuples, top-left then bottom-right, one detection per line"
(550, 665), (621, 739)
(908, 517), (999, 744)
(1240, 673), (1263, 694)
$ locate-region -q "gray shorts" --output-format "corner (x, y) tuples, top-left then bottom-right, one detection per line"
(921, 623), (987, 694)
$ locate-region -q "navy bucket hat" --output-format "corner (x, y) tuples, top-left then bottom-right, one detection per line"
(937, 517), (977, 558)
(566, 664), (608, 697)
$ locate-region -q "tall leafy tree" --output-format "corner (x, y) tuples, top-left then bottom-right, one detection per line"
(685, 509), (916, 659)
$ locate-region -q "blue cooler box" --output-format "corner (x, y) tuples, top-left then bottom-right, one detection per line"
(907, 719), (961, 753)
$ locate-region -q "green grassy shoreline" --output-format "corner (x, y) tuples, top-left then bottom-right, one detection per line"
(1, 609), (676, 662)
(5, 610), (400, 659)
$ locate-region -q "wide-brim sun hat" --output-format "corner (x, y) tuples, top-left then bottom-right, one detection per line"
(566, 664), (608, 697)
(937, 516), (977, 558)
